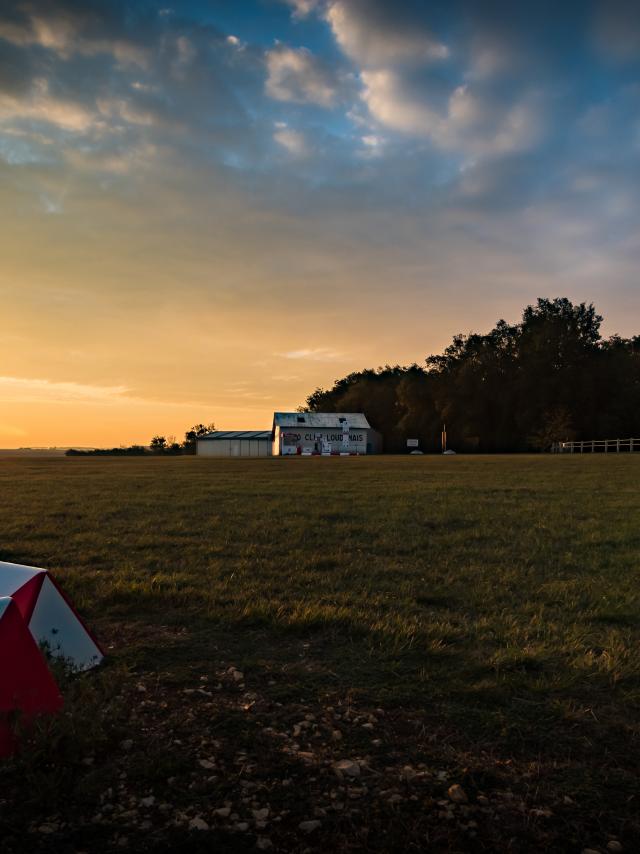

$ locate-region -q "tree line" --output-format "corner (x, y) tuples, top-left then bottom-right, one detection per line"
(66, 424), (216, 456)
(303, 298), (640, 453)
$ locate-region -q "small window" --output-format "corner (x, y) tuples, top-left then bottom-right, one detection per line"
(339, 417), (345, 422)
(297, 415), (305, 423)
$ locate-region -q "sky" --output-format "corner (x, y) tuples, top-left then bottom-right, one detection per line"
(1, 0), (639, 446)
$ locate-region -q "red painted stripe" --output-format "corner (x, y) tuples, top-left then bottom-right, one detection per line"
(11, 571), (46, 622)
(0, 598), (63, 757)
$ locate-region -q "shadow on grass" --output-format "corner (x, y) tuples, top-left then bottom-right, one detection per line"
(97, 603), (640, 777)
(591, 612), (640, 628)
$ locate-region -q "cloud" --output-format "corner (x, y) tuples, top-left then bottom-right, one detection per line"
(274, 123), (309, 156)
(281, 0), (321, 19)
(39, 192), (65, 214)
(361, 70), (542, 156)
(97, 96), (157, 127)
(593, 0), (640, 62)
(265, 45), (341, 107)
(0, 3), (265, 187)
(325, 0), (449, 67)
(272, 0), (541, 163)
(0, 3), (149, 67)
(0, 376), (131, 404)
(360, 69), (440, 136)
(358, 133), (385, 158)
(0, 78), (97, 132)
(65, 141), (158, 175)
(170, 34), (197, 80)
(0, 375), (214, 410)
(278, 348), (343, 361)
(465, 43), (514, 82)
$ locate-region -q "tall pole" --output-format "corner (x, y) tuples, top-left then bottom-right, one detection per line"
(441, 424), (447, 453)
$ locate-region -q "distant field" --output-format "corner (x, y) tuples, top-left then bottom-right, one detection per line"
(1, 456), (639, 852)
(0, 448), (68, 457)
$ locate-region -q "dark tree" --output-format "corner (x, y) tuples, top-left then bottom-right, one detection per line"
(183, 423), (216, 454)
(150, 436), (167, 453)
(301, 298), (639, 453)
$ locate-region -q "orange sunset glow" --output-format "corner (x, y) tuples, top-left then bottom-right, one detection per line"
(2, 0), (639, 447)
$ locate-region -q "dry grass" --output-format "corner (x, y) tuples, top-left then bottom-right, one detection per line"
(0, 455), (638, 852)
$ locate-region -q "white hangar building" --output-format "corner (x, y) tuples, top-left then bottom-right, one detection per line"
(196, 430), (272, 457)
(272, 412), (381, 456)
(196, 414), (382, 457)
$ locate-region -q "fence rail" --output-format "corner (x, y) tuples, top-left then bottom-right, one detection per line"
(551, 438), (640, 454)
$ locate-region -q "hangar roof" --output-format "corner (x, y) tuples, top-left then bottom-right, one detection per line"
(272, 412), (371, 429)
(197, 431), (271, 441)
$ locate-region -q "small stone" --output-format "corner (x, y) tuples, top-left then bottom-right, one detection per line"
(299, 820), (322, 833)
(214, 807), (231, 818)
(189, 817), (209, 831)
(257, 838), (273, 850)
(140, 796), (155, 808)
(607, 843), (623, 853)
(362, 722), (374, 730)
(334, 759), (360, 778)
(332, 730), (342, 741)
(38, 825), (56, 834)
(530, 808), (553, 818)
(235, 822), (249, 832)
(121, 740), (133, 751)
(447, 784), (468, 804)
(582, 849), (601, 854)
(253, 808), (269, 822)
(231, 669), (244, 682)
(199, 759), (216, 769)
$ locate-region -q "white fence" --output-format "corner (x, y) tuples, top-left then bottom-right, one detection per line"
(551, 438), (640, 454)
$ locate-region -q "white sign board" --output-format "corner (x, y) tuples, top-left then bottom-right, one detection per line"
(407, 439), (419, 447)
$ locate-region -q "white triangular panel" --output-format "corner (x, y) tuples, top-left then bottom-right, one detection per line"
(28, 576), (103, 671)
(0, 561), (44, 595)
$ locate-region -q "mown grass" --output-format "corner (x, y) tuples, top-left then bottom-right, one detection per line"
(1, 455), (639, 850)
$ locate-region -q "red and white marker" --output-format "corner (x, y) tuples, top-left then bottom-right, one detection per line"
(0, 596), (63, 756)
(0, 562), (103, 671)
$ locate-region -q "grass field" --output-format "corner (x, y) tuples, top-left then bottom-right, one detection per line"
(1, 455), (639, 853)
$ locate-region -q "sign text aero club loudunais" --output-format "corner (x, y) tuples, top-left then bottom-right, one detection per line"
(282, 432), (364, 443)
